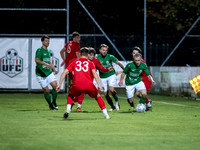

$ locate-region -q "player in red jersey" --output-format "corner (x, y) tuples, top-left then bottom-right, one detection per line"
(73, 47), (113, 112)
(56, 47), (110, 119)
(130, 46), (153, 111)
(60, 31), (81, 68)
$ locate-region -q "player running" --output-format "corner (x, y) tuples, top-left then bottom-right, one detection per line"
(96, 44), (124, 111)
(73, 47), (113, 112)
(118, 53), (156, 109)
(35, 35), (58, 110)
(56, 47), (110, 119)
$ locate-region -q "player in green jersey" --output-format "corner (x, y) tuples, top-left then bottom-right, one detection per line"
(35, 35), (58, 110)
(118, 53), (156, 108)
(96, 44), (124, 111)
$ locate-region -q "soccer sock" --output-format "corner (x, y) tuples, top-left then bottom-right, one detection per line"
(96, 96), (106, 110)
(146, 97), (149, 104)
(78, 93), (85, 105)
(51, 89), (58, 103)
(44, 93), (51, 105)
(139, 97), (146, 104)
(105, 95), (115, 109)
(112, 92), (119, 102)
(102, 108), (109, 117)
(127, 99), (134, 107)
(66, 95), (74, 113)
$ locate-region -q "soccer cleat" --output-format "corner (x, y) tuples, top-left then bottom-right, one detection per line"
(76, 107), (82, 112)
(105, 115), (110, 119)
(52, 102), (58, 110)
(108, 108), (113, 112)
(116, 104), (120, 111)
(63, 112), (69, 119)
(49, 103), (55, 110)
(146, 106), (152, 112)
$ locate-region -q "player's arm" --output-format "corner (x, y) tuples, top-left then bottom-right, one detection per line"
(76, 52), (81, 58)
(60, 47), (66, 66)
(116, 60), (124, 70)
(56, 69), (69, 92)
(94, 58), (110, 72)
(92, 69), (103, 92)
(147, 75), (156, 85)
(119, 73), (125, 86)
(35, 57), (52, 69)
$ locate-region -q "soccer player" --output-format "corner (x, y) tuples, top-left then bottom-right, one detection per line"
(132, 46), (153, 110)
(56, 47), (110, 119)
(96, 44), (124, 111)
(35, 35), (58, 110)
(73, 47), (113, 112)
(118, 53), (156, 109)
(60, 31), (81, 68)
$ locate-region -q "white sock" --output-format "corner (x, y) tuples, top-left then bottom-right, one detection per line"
(147, 102), (151, 107)
(102, 108), (109, 116)
(116, 101), (119, 106)
(77, 104), (82, 108)
(66, 104), (71, 113)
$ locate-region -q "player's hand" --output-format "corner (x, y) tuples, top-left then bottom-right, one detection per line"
(56, 85), (61, 92)
(54, 70), (58, 75)
(116, 71), (123, 76)
(152, 80), (156, 86)
(108, 67), (114, 71)
(118, 81), (123, 86)
(61, 61), (65, 67)
(98, 86), (104, 92)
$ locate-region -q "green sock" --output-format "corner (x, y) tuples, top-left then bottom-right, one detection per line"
(139, 97), (146, 104)
(44, 93), (51, 105)
(51, 89), (58, 103)
(112, 92), (119, 102)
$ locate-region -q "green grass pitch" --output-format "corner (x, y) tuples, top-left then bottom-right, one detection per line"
(0, 93), (200, 150)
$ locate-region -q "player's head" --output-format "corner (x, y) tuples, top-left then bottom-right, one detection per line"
(80, 47), (89, 58)
(99, 44), (108, 57)
(41, 35), (50, 48)
(134, 53), (142, 66)
(132, 46), (142, 57)
(72, 31), (80, 43)
(88, 47), (96, 61)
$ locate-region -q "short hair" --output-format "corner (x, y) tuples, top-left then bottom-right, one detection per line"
(134, 53), (142, 58)
(80, 47), (89, 56)
(100, 44), (109, 49)
(72, 31), (80, 38)
(88, 47), (96, 55)
(41, 35), (49, 41)
(132, 46), (142, 54)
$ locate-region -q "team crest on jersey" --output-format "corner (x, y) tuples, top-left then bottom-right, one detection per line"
(0, 48), (23, 78)
(50, 50), (59, 72)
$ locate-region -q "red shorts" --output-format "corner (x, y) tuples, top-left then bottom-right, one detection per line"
(142, 76), (152, 91)
(69, 84), (99, 98)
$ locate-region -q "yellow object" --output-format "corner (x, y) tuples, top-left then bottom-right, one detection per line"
(190, 75), (200, 94)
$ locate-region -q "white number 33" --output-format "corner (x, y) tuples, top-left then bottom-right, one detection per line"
(75, 61), (89, 72)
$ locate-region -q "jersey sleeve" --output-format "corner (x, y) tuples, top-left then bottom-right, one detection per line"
(35, 49), (42, 59)
(123, 63), (130, 74)
(90, 61), (96, 70)
(143, 63), (150, 76)
(66, 61), (74, 73)
(93, 57), (109, 72)
(110, 55), (118, 63)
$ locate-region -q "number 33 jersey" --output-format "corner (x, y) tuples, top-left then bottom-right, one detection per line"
(67, 58), (96, 89)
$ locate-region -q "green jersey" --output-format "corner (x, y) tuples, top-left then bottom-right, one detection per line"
(96, 54), (118, 78)
(35, 47), (52, 77)
(123, 61), (150, 86)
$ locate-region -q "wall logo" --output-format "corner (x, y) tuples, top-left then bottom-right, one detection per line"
(50, 50), (59, 72)
(0, 48), (23, 78)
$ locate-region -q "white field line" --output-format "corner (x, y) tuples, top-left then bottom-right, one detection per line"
(118, 96), (200, 109)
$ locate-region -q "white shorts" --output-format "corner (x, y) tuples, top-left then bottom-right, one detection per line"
(100, 74), (116, 92)
(36, 73), (57, 88)
(126, 81), (146, 98)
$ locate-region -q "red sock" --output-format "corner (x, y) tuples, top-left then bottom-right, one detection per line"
(67, 94), (74, 105)
(146, 97), (149, 104)
(96, 96), (106, 110)
(78, 93), (85, 105)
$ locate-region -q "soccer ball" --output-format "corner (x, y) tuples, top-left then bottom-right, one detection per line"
(6, 48), (18, 60)
(136, 104), (146, 113)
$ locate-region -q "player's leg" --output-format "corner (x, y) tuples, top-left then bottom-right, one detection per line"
(125, 85), (136, 110)
(142, 77), (152, 107)
(109, 74), (120, 110)
(76, 93), (85, 112)
(63, 93), (74, 119)
(48, 73), (58, 110)
(87, 85), (110, 119)
(101, 78), (115, 111)
(36, 75), (54, 110)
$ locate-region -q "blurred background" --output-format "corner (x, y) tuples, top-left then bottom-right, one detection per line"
(0, 0), (200, 66)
